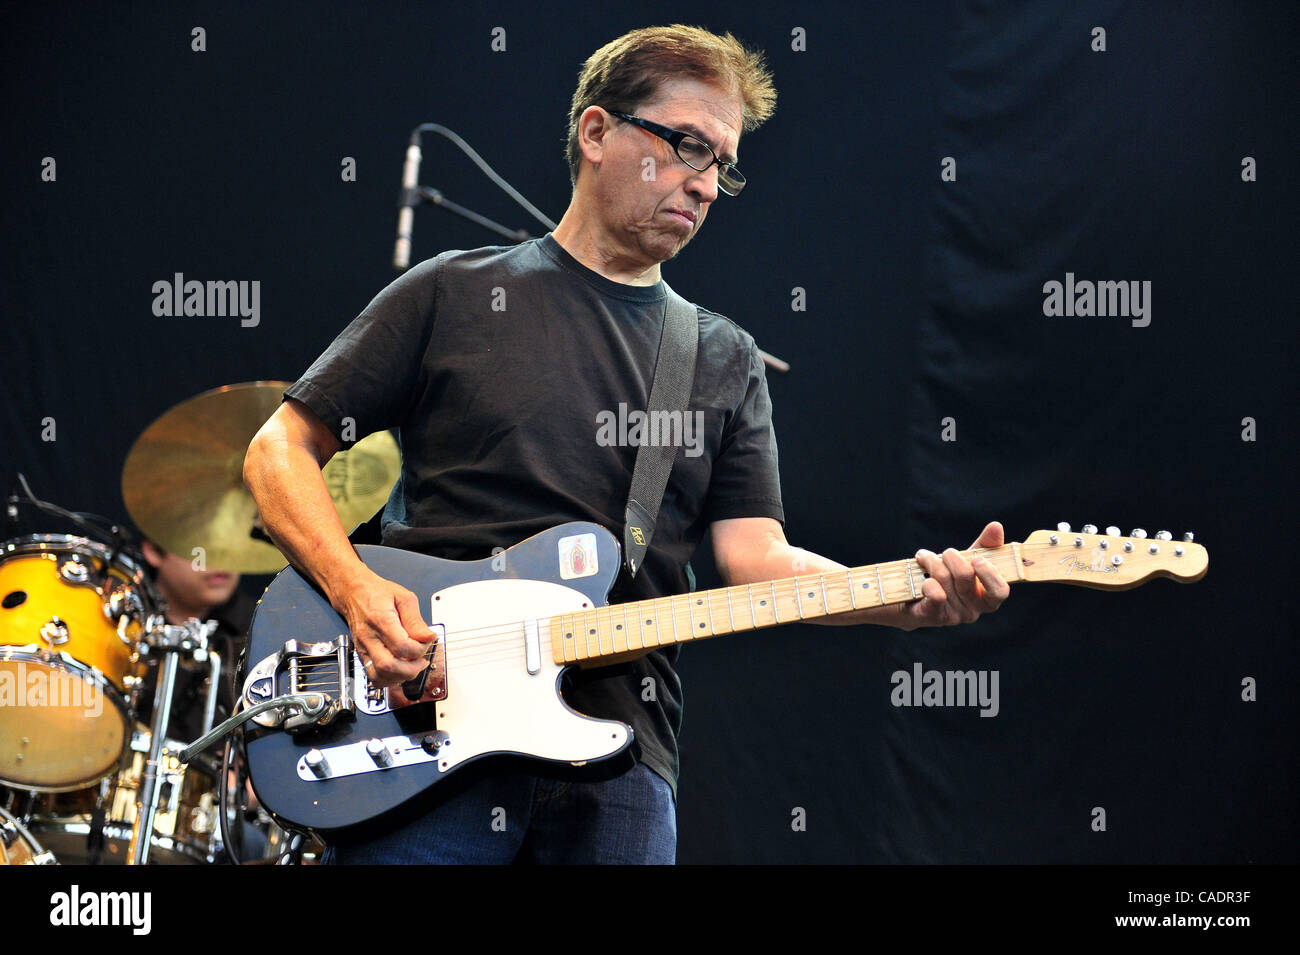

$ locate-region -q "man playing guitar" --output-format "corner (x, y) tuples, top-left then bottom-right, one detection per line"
(243, 24), (1009, 864)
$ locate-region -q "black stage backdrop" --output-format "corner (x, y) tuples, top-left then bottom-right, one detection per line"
(2, 1), (1295, 864)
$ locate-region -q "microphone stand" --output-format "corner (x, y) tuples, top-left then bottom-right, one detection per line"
(407, 185), (532, 243)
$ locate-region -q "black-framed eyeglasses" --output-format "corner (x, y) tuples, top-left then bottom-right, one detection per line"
(608, 110), (746, 196)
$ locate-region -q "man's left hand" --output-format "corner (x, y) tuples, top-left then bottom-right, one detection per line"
(898, 521), (1011, 630)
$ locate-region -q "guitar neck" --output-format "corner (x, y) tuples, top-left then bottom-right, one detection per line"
(549, 543), (1026, 665)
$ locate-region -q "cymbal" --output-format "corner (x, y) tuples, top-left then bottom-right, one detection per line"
(122, 381), (399, 574)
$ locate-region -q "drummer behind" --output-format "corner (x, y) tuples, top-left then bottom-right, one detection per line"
(136, 539), (254, 743)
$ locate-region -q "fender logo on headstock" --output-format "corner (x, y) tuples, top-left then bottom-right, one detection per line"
(1057, 553), (1118, 575)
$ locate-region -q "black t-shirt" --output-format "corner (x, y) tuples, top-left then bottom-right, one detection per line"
(285, 234), (783, 793)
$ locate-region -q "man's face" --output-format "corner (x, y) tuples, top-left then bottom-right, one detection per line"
(590, 77), (743, 267)
(142, 541), (239, 615)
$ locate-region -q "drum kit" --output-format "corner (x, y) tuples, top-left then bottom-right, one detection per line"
(1, 382), (399, 865)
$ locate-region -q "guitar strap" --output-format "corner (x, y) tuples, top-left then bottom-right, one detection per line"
(623, 282), (699, 578)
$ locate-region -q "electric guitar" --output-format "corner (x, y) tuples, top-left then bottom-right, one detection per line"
(239, 522), (1207, 832)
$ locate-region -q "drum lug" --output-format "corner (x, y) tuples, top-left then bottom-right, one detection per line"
(57, 555), (91, 584)
(39, 617), (70, 646)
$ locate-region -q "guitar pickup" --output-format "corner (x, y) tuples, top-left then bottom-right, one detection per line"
(243, 635), (356, 732)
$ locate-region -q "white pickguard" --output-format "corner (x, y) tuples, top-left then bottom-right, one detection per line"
(414, 578), (630, 773)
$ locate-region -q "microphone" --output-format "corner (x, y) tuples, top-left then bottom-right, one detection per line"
(393, 140), (423, 270)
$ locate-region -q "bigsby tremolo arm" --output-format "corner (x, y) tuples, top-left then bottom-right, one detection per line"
(179, 693), (328, 763)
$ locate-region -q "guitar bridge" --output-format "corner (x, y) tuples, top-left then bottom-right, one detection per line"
(242, 635), (361, 732)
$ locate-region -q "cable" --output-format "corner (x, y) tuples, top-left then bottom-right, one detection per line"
(414, 123), (558, 232)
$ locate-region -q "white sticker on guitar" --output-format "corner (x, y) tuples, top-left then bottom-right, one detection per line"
(558, 533), (598, 580)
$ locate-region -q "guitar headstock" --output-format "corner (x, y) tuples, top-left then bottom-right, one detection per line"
(1017, 524), (1208, 590)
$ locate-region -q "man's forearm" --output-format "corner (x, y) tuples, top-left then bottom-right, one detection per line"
(243, 427), (371, 608)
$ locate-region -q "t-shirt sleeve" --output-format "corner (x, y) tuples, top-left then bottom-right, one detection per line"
(702, 339), (785, 525)
(284, 257), (441, 448)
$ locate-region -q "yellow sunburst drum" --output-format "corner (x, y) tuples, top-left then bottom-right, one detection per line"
(0, 535), (153, 791)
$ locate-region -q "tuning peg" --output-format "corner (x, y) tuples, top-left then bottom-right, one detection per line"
(1155, 530), (1173, 541)
(1082, 524), (1098, 534)
(1130, 528), (1147, 538)
(1057, 522), (1071, 532)
(1106, 526), (1121, 537)
(1182, 531), (1195, 542)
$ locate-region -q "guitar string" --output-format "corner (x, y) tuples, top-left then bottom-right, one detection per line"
(291, 546), (1043, 673)
(298, 539), (1173, 674)
(280, 546), (1046, 674)
(288, 559), (946, 670)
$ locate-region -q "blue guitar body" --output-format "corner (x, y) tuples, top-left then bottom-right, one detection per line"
(240, 522), (634, 833)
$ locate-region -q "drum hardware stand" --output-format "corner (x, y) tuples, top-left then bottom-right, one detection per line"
(0, 808), (56, 865)
(127, 617), (217, 866)
(187, 692), (327, 865)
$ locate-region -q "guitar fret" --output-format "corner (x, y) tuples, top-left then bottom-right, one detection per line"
(705, 594), (715, 636)
(874, 565), (884, 604)
(670, 594), (679, 645)
(905, 559), (919, 599)
(620, 602), (631, 653)
(770, 581), (779, 623)
(820, 575), (830, 617)
(605, 605), (617, 654)
(849, 570), (859, 610)
(747, 585), (758, 629)
(687, 594), (695, 640)
(794, 579), (805, 619)
(726, 587), (736, 633)
(640, 599), (653, 649)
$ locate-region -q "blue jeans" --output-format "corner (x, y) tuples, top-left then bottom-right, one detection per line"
(322, 762), (676, 864)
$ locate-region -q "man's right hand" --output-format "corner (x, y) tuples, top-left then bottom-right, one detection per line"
(244, 398), (436, 688)
(331, 568), (437, 687)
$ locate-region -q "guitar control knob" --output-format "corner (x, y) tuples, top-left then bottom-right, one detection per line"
(1106, 526), (1121, 537)
(1131, 528), (1147, 539)
(1057, 522), (1071, 533)
(366, 738), (392, 767)
(306, 749), (328, 778)
(1156, 530), (1173, 541)
(1182, 531), (1195, 542)
(1082, 524), (1098, 535)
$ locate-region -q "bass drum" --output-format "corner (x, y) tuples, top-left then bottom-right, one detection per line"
(0, 535), (152, 791)
(27, 726), (224, 864)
